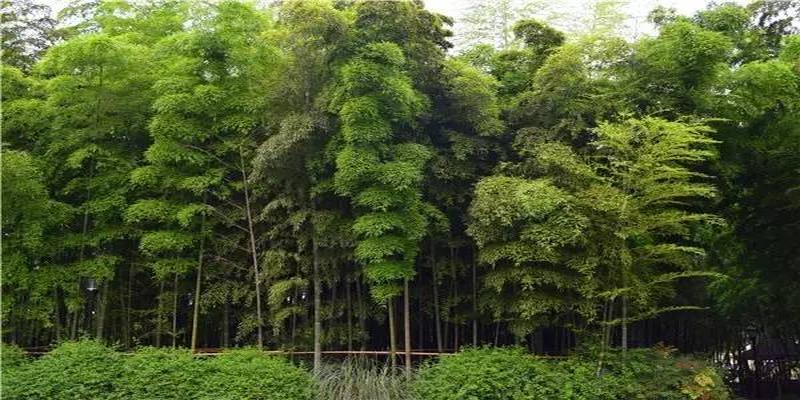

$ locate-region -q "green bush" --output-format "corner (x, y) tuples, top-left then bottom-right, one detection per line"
(2, 340), (121, 400)
(567, 347), (730, 400)
(2, 342), (315, 400)
(414, 347), (563, 400)
(414, 346), (730, 400)
(113, 347), (206, 399)
(1, 342), (30, 392)
(1, 342), (29, 370)
(198, 348), (315, 400)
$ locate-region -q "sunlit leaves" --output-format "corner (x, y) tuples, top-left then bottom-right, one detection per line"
(139, 231), (195, 256)
(470, 116), (722, 332)
(333, 41), (431, 303)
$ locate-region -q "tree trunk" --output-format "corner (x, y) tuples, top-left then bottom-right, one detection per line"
(84, 291), (95, 338)
(291, 285), (298, 350)
(223, 301), (230, 348)
(54, 287), (61, 342)
(388, 300), (397, 369)
(313, 236), (322, 372)
(404, 278), (412, 377)
(156, 280), (164, 347)
(70, 308), (79, 340)
(190, 249), (204, 351)
(346, 276), (353, 352)
(431, 242), (442, 353)
(454, 323), (459, 352)
(172, 273), (178, 348)
(494, 321), (500, 346)
(621, 296), (628, 351)
(66, 311), (72, 341)
(191, 212), (206, 352)
(75, 163), (92, 340)
(96, 280), (109, 340)
(240, 149), (263, 349)
(356, 275), (366, 351)
(448, 246), (457, 351)
(418, 279), (424, 352)
(126, 262), (134, 349)
(597, 299), (614, 376)
(119, 277), (127, 347)
(472, 249), (478, 346)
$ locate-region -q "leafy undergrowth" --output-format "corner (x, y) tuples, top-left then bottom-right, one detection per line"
(414, 346), (730, 400)
(1, 342), (728, 400)
(1, 340), (314, 400)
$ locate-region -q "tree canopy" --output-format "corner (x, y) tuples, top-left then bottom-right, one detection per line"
(2, 1), (799, 393)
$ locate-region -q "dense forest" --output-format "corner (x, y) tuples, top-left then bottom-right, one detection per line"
(1, 0), (799, 397)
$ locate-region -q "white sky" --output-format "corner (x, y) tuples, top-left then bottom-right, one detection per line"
(425, 0), (727, 20)
(40, 0), (748, 40)
(425, 0), (749, 44)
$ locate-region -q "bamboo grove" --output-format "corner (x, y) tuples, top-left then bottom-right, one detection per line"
(2, 0), (799, 372)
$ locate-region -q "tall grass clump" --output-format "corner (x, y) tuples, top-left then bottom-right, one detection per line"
(314, 357), (415, 400)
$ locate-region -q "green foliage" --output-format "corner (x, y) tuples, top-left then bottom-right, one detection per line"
(566, 347), (729, 400)
(512, 19), (564, 54)
(3, 340), (121, 400)
(414, 347), (561, 400)
(0, 342), (29, 370)
(113, 347), (203, 399)
(1, 150), (70, 326)
(415, 346), (730, 400)
(631, 20), (731, 112)
(333, 41), (431, 303)
(704, 26), (800, 335)
(198, 349), (314, 400)
(2, 2), (798, 394)
(2, 343), (314, 400)
(470, 117), (723, 334)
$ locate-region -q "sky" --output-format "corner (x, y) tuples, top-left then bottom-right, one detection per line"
(424, 0), (748, 44)
(40, 0), (748, 41)
(424, 0), (729, 21)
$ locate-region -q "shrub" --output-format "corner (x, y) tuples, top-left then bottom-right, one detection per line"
(113, 347), (206, 399)
(568, 346), (730, 400)
(414, 346), (563, 400)
(2, 340), (121, 400)
(1, 342), (30, 393)
(1, 342), (29, 370)
(414, 346), (730, 400)
(314, 357), (412, 400)
(198, 348), (315, 400)
(2, 343), (315, 400)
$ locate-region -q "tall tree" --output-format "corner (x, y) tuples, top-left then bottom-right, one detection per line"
(252, 0), (349, 370)
(131, 0), (279, 349)
(331, 41), (430, 368)
(470, 116), (724, 346)
(706, 34), (800, 342)
(1, 150), (70, 343)
(34, 28), (156, 340)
